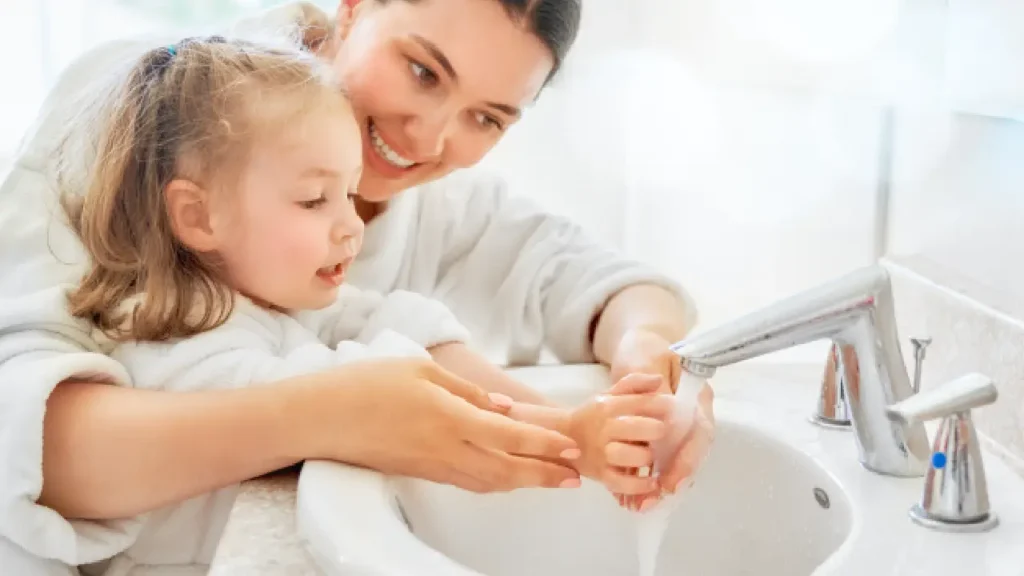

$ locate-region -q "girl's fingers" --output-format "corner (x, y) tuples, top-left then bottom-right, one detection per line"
(605, 441), (654, 468)
(608, 373), (664, 395)
(601, 468), (659, 495)
(602, 393), (676, 421)
(606, 415), (667, 443)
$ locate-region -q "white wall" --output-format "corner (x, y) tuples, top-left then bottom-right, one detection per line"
(484, 0), (1024, 360)
(886, 0), (1024, 318)
(481, 0), (907, 361)
(3, 0), (1022, 358)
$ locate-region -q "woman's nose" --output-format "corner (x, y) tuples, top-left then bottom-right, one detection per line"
(404, 109), (455, 159)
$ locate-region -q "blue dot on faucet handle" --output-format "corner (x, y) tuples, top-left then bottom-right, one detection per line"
(931, 452), (947, 469)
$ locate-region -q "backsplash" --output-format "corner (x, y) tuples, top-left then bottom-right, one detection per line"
(885, 256), (1024, 479)
(888, 112), (1024, 320)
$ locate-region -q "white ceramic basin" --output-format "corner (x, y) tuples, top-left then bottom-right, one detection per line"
(394, 418), (852, 576)
(296, 363), (1024, 576)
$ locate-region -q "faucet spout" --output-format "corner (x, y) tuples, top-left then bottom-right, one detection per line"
(670, 265), (931, 477)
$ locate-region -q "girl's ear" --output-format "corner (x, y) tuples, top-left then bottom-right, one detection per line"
(165, 179), (218, 253)
(335, 0), (366, 42)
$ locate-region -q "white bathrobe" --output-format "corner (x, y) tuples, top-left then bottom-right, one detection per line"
(0, 5), (694, 575)
(91, 288), (468, 576)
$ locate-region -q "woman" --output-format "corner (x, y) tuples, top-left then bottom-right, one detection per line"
(0, 0), (713, 571)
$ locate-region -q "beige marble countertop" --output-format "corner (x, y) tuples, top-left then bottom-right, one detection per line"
(208, 468), (321, 575)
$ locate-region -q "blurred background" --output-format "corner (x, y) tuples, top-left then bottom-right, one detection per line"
(2, 0), (1022, 361)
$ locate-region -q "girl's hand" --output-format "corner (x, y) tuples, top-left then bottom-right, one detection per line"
(564, 374), (674, 498)
(296, 358), (583, 493)
(499, 374), (672, 499)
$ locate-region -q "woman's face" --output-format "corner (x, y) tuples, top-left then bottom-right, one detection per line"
(330, 0), (554, 202)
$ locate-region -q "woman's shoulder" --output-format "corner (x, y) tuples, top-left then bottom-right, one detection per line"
(17, 38), (165, 172)
(230, 2), (331, 50)
(414, 168), (510, 210)
(413, 168), (552, 226)
(17, 3), (313, 171)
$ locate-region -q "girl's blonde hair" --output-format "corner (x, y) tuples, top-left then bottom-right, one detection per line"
(59, 36), (346, 342)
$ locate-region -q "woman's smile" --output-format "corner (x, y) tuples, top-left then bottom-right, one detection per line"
(364, 118), (423, 180)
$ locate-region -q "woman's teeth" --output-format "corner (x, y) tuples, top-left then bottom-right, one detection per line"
(370, 123), (416, 169)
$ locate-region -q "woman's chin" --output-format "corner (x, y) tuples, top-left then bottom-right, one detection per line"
(359, 166), (453, 203)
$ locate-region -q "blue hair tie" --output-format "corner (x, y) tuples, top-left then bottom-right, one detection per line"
(166, 45), (177, 57)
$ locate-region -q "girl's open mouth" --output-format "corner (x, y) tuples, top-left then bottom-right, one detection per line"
(316, 263), (346, 286)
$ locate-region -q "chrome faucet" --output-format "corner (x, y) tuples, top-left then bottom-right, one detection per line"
(813, 334), (931, 429)
(669, 265), (931, 478)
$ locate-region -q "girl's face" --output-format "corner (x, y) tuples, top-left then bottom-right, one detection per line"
(329, 0), (555, 202)
(213, 102), (365, 311)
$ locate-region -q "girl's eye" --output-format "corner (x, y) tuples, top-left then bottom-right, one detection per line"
(409, 61), (439, 88)
(474, 111), (504, 131)
(299, 196), (327, 210)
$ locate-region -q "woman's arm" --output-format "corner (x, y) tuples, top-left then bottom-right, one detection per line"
(39, 357), (580, 521)
(413, 172), (697, 368)
(591, 283), (693, 365)
(40, 379), (308, 519)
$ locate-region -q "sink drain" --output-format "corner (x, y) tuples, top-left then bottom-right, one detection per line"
(813, 487), (831, 509)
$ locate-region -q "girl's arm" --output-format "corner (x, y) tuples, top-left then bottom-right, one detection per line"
(428, 342), (555, 406)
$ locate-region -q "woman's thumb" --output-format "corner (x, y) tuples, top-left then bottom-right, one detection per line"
(427, 363), (510, 412)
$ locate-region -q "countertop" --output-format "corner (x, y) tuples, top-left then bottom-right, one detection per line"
(207, 360), (1024, 575)
(208, 469), (317, 575)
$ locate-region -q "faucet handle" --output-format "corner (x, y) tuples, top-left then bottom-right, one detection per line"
(886, 373), (1000, 533)
(887, 372), (996, 425)
(909, 337), (932, 394)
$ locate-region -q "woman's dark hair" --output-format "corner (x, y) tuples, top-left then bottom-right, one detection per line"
(494, 0), (582, 78)
(387, 0), (582, 79)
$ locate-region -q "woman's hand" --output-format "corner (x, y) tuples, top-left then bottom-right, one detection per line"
(295, 358), (584, 493)
(655, 382), (715, 496)
(609, 327), (680, 395)
(612, 376), (715, 511)
(607, 327), (717, 510)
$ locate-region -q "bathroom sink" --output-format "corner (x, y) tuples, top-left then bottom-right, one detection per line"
(393, 417), (851, 576)
(296, 363), (1024, 576)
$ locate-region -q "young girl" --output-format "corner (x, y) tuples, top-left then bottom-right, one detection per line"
(56, 35), (671, 573)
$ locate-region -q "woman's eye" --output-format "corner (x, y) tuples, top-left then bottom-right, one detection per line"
(474, 111), (504, 131)
(299, 196), (327, 210)
(409, 61), (439, 88)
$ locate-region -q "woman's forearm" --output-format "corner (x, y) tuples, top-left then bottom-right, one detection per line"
(429, 343), (556, 407)
(40, 380), (311, 520)
(591, 284), (693, 365)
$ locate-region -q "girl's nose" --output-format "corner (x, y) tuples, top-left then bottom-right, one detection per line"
(330, 220), (362, 256)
